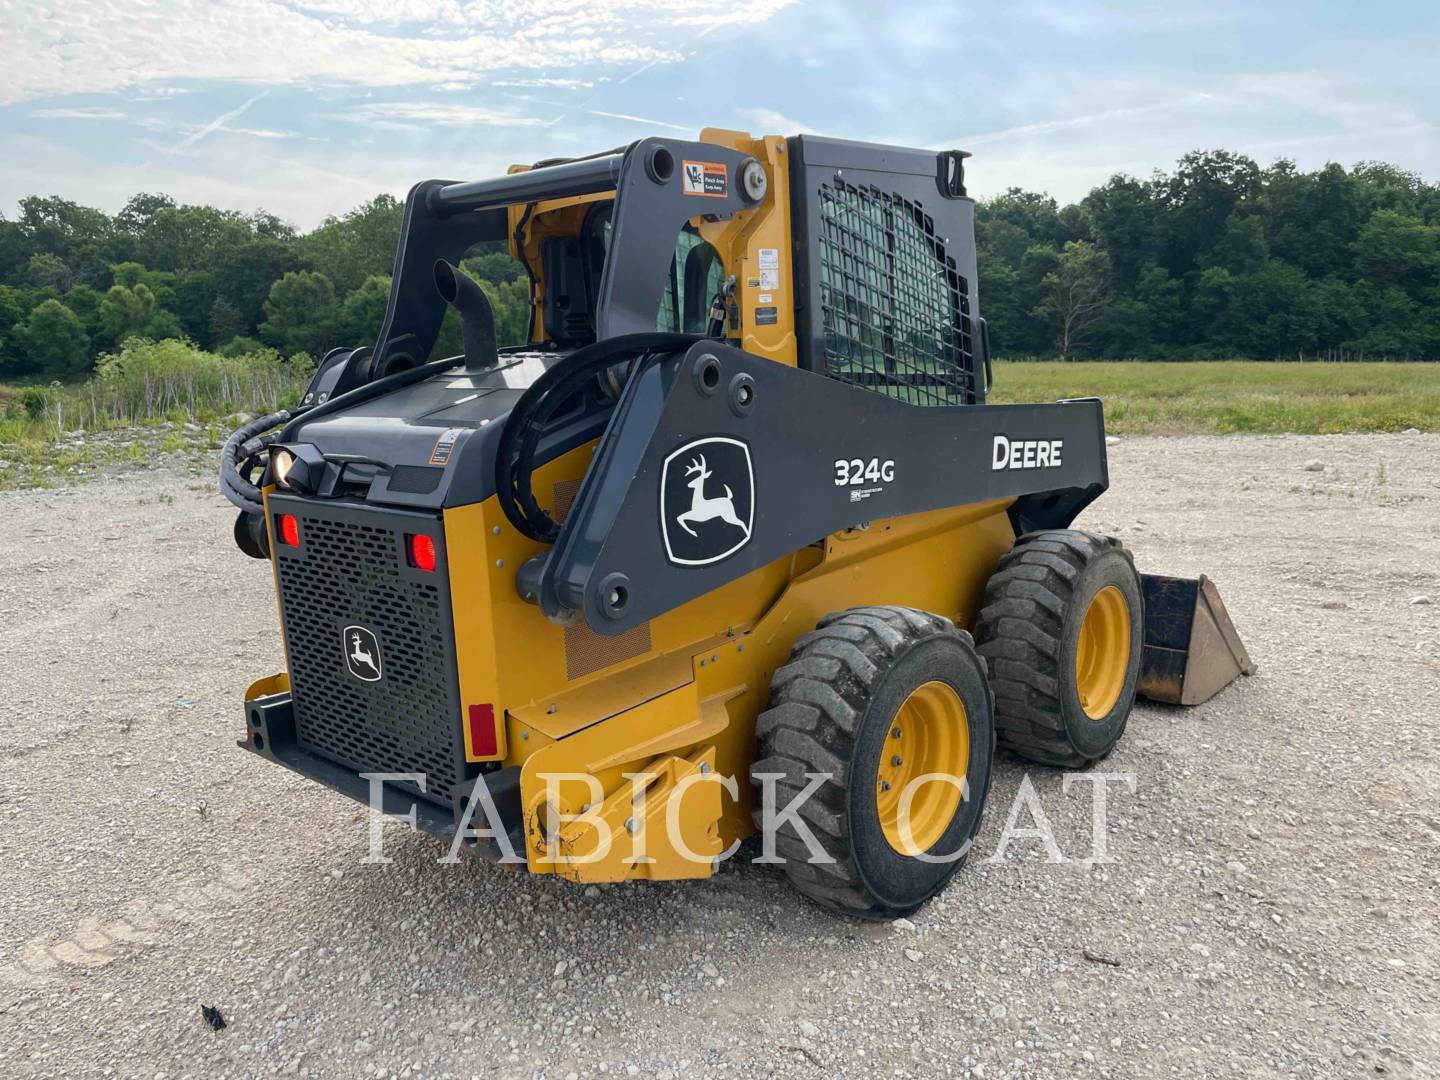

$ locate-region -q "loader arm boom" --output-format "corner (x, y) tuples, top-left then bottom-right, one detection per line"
(537, 340), (1109, 634)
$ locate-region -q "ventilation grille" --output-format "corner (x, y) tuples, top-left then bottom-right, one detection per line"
(564, 621), (652, 681)
(272, 503), (462, 804)
(551, 478), (582, 524)
(388, 465), (443, 494)
(816, 180), (977, 406)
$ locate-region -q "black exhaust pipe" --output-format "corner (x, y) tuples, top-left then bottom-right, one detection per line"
(434, 259), (498, 371)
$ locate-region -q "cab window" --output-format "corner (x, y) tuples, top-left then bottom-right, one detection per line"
(581, 207), (723, 335)
(656, 226), (724, 333)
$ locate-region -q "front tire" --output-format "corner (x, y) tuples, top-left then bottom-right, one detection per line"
(750, 606), (995, 919)
(976, 530), (1143, 768)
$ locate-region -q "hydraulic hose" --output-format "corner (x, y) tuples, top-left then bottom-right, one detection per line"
(219, 349), (465, 517)
(219, 409), (295, 516)
(496, 332), (703, 543)
(220, 332), (704, 538)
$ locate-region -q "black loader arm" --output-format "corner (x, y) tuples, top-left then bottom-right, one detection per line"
(538, 342), (1109, 635)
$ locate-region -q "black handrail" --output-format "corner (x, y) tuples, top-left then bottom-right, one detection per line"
(428, 154), (625, 216)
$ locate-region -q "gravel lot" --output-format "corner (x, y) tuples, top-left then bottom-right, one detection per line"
(1, 433), (1437, 1079)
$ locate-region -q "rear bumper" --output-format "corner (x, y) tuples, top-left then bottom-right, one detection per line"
(240, 690), (524, 861)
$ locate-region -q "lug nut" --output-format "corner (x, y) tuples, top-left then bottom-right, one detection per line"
(891, 755), (903, 767)
(892, 727), (902, 739)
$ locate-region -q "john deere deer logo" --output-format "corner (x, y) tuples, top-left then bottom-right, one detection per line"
(677, 454), (750, 539)
(660, 437), (754, 566)
(343, 625), (383, 682)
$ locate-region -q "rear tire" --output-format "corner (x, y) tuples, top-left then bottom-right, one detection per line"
(749, 606), (994, 919)
(976, 530), (1142, 768)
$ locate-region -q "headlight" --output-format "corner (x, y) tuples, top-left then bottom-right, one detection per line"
(271, 447), (295, 488)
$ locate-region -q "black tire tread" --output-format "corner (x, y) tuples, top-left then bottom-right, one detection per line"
(750, 605), (987, 918)
(975, 529), (1134, 768)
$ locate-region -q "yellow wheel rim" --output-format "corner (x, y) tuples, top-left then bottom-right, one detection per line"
(875, 681), (969, 854)
(1075, 585), (1131, 720)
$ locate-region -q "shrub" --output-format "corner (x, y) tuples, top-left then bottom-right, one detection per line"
(22, 386), (49, 421)
(88, 337), (311, 425)
(217, 335), (266, 358)
(17, 301), (90, 379)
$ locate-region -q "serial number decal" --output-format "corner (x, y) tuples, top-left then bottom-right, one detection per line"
(833, 457), (896, 487)
(992, 434), (1063, 471)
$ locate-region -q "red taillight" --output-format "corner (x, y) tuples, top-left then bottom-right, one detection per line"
(408, 533), (437, 573)
(468, 703), (499, 757)
(277, 513), (300, 547)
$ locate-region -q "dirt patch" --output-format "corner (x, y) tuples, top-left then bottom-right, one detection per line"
(1, 433), (1436, 1078)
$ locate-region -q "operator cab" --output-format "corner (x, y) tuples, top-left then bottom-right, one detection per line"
(538, 200), (726, 345)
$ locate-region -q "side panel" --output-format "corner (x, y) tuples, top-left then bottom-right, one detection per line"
(542, 340), (1107, 635)
(507, 499), (1017, 881)
(695, 129), (799, 365)
(444, 440), (798, 757)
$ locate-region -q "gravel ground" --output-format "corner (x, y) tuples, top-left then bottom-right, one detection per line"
(1, 433), (1437, 1079)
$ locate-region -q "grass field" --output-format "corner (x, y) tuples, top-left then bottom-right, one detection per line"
(3, 360), (1436, 490)
(987, 361), (1440, 434)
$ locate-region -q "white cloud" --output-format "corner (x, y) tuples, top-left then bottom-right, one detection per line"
(176, 91), (269, 149)
(586, 110), (691, 132)
(142, 114), (300, 141)
(346, 103), (546, 128)
(1010, 0), (1231, 36)
(936, 66), (1440, 203)
(493, 77), (596, 90)
(0, 128), (448, 229)
(29, 106), (127, 119)
(0, 0), (799, 106)
(223, 126), (296, 140)
(131, 86), (191, 99)
(739, 108), (816, 135)
(0, 110), (620, 227)
(942, 94), (1217, 148)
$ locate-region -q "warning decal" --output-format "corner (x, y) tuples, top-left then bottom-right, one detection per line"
(429, 428), (463, 466)
(682, 160), (728, 198)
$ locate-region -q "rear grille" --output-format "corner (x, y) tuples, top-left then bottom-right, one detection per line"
(270, 496), (464, 804)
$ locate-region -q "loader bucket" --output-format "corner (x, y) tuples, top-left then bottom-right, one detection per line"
(1137, 574), (1255, 705)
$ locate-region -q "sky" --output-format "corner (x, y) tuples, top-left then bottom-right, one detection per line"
(1, 0), (1436, 231)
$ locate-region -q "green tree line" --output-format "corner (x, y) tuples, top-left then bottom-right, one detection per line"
(978, 151), (1440, 359)
(0, 193), (529, 380)
(0, 149), (1436, 381)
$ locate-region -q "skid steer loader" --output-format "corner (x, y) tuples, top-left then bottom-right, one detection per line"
(221, 129), (1252, 917)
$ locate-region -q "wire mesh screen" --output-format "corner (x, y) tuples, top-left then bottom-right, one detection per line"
(816, 181), (977, 405)
(274, 505), (463, 805)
